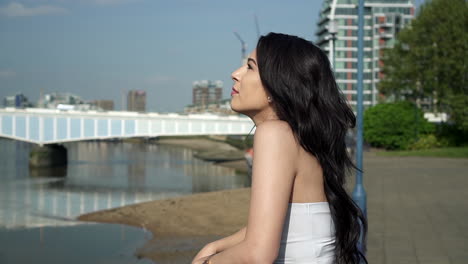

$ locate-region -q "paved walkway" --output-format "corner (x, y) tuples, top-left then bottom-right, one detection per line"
(356, 152), (468, 264)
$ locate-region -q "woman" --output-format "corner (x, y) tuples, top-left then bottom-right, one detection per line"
(192, 32), (367, 264)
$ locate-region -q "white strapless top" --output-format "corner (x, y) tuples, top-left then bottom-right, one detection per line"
(273, 202), (336, 264)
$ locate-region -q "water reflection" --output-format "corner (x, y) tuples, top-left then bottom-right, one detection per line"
(0, 138), (249, 229)
(0, 224), (153, 264)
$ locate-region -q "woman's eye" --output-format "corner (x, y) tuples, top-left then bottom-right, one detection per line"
(247, 64), (252, 70)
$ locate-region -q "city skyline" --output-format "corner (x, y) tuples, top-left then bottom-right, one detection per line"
(0, 0), (426, 113)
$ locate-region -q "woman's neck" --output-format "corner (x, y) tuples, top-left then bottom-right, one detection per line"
(251, 109), (279, 126)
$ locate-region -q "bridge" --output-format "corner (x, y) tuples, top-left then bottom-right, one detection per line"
(0, 108), (255, 167)
(0, 108), (255, 145)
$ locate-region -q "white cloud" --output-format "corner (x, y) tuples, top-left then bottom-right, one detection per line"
(0, 70), (16, 78)
(0, 2), (68, 17)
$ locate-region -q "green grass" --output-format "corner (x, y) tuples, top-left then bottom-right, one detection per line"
(376, 146), (468, 158)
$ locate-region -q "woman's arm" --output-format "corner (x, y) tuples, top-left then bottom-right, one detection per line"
(192, 227), (246, 262)
(211, 226), (246, 252)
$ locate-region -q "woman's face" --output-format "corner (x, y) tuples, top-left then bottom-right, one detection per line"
(230, 49), (271, 116)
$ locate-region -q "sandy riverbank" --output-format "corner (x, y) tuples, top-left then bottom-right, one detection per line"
(156, 137), (250, 174)
(78, 137), (252, 263)
(79, 188), (251, 263)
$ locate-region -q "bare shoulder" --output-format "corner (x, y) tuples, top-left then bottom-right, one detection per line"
(254, 120), (299, 153)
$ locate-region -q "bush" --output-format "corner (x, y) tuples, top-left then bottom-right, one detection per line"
(434, 122), (468, 147)
(408, 134), (448, 150)
(364, 101), (435, 150)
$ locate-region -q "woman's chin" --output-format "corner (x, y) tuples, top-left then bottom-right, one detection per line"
(230, 100), (254, 116)
(230, 100), (238, 111)
(230, 107), (241, 114)
(231, 108), (252, 118)
(230, 105), (244, 115)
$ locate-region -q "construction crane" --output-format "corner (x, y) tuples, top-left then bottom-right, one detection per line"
(233, 31), (247, 66)
(254, 14), (261, 39)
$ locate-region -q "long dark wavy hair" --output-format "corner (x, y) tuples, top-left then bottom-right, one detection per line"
(256, 32), (368, 264)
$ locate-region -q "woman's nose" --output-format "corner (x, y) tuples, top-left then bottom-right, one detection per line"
(231, 73), (238, 82)
(231, 67), (243, 82)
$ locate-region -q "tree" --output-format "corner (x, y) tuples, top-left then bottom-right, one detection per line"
(379, 0), (468, 132)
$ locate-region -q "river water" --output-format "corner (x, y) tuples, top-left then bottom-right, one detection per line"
(0, 138), (249, 263)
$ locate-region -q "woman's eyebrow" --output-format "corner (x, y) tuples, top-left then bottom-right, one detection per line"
(247, 58), (257, 65)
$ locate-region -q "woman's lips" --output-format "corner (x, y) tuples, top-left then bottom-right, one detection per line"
(231, 87), (239, 96)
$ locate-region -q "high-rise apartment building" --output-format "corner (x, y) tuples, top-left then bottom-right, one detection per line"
(91, 100), (114, 111)
(316, 0), (415, 110)
(192, 80), (223, 107)
(127, 90), (146, 112)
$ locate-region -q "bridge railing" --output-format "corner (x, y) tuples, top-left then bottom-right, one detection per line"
(0, 108), (255, 145)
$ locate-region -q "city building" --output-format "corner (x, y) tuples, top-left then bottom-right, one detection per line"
(127, 90), (146, 112)
(185, 98), (237, 115)
(3, 93), (31, 108)
(91, 100), (114, 111)
(192, 80), (223, 107)
(38, 92), (93, 110)
(316, 0), (415, 110)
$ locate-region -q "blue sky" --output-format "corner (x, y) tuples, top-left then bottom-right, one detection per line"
(0, 0), (425, 112)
